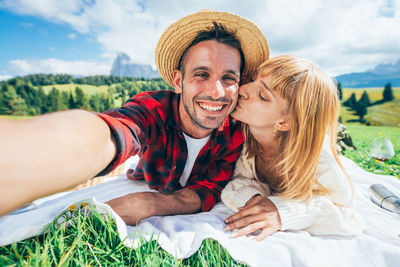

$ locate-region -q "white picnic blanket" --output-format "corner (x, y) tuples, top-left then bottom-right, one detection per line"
(1, 156), (400, 267)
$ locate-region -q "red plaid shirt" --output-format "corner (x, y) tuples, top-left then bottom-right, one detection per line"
(97, 90), (244, 211)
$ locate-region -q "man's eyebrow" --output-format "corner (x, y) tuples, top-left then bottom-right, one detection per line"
(191, 66), (210, 72)
(226, 69), (240, 77)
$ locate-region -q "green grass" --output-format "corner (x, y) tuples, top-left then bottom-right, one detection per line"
(41, 84), (111, 95)
(1, 125), (399, 265)
(343, 125), (400, 178)
(0, 206), (246, 266)
(0, 115), (34, 120)
(342, 87), (400, 101)
(40, 80), (157, 96)
(365, 98), (400, 127)
(340, 106), (361, 125)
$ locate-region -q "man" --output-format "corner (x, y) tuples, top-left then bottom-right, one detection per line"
(0, 10), (269, 221)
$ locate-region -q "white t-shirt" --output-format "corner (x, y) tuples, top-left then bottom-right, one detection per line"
(179, 133), (210, 187)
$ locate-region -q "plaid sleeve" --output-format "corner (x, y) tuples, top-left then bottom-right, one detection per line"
(95, 112), (141, 176)
(95, 91), (166, 176)
(186, 129), (244, 212)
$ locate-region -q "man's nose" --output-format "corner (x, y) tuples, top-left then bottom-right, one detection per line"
(208, 79), (226, 99)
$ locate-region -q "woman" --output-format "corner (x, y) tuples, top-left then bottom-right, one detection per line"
(221, 55), (364, 241)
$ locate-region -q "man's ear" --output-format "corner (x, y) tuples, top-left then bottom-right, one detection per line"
(277, 117), (290, 132)
(173, 69), (183, 93)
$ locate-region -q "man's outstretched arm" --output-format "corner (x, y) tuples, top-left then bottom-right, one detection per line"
(106, 189), (201, 225)
(0, 110), (116, 216)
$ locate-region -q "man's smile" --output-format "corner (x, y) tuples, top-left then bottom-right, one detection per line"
(196, 99), (231, 115)
(198, 102), (224, 112)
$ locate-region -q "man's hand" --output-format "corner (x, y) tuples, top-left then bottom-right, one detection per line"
(105, 188), (201, 225)
(106, 192), (156, 225)
(224, 195), (282, 241)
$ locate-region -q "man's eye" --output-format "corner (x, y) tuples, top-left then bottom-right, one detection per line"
(222, 75), (238, 82)
(195, 72), (209, 79)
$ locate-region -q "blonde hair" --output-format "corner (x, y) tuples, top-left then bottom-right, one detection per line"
(245, 55), (346, 201)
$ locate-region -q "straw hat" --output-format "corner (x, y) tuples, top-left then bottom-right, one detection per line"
(155, 10), (269, 87)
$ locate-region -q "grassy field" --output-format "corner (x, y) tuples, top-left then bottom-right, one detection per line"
(41, 84), (111, 95)
(340, 101), (400, 127)
(343, 125), (400, 178)
(341, 87), (400, 126)
(342, 87), (400, 101)
(0, 209), (245, 266)
(1, 124), (399, 266)
(365, 99), (400, 127)
(0, 115), (33, 120)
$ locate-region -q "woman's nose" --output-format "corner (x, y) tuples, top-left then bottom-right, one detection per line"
(238, 85), (249, 99)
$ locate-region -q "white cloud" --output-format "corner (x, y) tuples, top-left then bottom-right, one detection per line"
(8, 58), (110, 76)
(1, 0), (399, 75)
(68, 33), (76, 40)
(248, 0), (400, 75)
(0, 75), (13, 81)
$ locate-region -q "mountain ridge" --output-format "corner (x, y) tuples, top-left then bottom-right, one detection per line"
(335, 59), (400, 87)
(110, 53), (400, 88)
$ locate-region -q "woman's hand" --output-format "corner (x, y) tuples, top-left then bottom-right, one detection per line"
(224, 195), (282, 241)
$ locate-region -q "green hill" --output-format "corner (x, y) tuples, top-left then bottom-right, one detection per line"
(365, 98), (400, 126)
(341, 87), (400, 127)
(342, 87), (400, 101)
(41, 84), (111, 96)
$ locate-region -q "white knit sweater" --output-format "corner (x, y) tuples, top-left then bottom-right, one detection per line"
(221, 143), (364, 236)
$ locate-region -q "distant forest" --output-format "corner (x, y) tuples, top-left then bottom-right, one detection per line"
(0, 74), (172, 116)
(1, 74), (396, 123)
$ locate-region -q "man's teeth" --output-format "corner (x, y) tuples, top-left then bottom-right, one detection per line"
(199, 103), (223, 111)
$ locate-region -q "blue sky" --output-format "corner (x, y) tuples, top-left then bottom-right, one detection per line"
(0, 0), (399, 80)
(0, 10), (102, 63)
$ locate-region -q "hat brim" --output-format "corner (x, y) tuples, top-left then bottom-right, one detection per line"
(155, 10), (269, 88)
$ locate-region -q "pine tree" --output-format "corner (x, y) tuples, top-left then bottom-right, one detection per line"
(360, 90), (370, 106)
(36, 87), (47, 114)
(343, 92), (357, 108)
(100, 93), (114, 111)
(0, 85), (28, 115)
(89, 94), (101, 112)
(120, 90), (127, 104)
(16, 83), (38, 115)
(383, 82), (394, 102)
(60, 91), (69, 111)
(46, 87), (61, 112)
(356, 102), (367, 122)
(337, 82), (343, 100)
(74, 87), (89, 110)
(68, 91), (76, 109)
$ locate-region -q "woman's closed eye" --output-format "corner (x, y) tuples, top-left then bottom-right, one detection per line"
(258, 91), (269, 102)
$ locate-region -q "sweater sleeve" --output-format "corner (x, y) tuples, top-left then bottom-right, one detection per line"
(269, 148), (364, 236)
(221, 149), (271, 212)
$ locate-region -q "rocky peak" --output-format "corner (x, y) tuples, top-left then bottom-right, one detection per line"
(111, 53), (159, 78)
